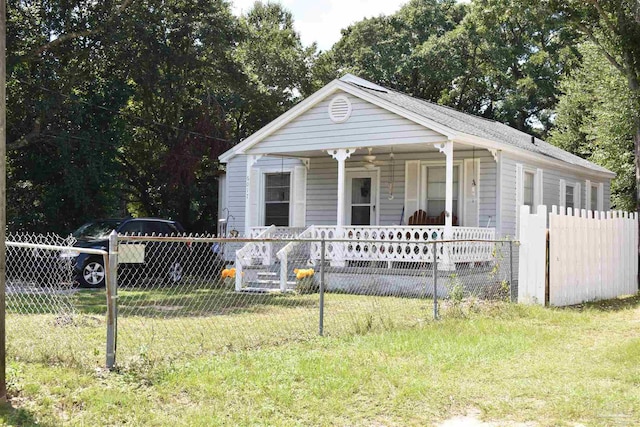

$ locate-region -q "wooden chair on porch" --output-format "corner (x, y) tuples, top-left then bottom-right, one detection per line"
(408, 210), (458, 226)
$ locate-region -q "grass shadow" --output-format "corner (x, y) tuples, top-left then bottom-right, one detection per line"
(0, 401), (53, 427)
(561, 294), (640, 312)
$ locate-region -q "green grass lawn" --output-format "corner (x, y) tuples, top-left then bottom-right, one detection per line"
(1, 292), (639, 426)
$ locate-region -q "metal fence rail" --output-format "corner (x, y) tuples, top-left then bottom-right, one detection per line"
(5, 233), (515, 371)
(5, 233), (108, 368)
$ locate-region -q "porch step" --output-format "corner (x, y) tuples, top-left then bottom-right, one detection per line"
(237, 287), (296, 294)
(256, 271), (278, 278)
(237, 286), (295, 294)
(248, 279), (297, 287)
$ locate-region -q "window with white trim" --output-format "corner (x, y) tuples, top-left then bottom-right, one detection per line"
(524, 171), (535, 208)
(424, 165), (459, 219)
(590, 184), (598, 211)
(565, 184), (575, 210)
(264, 173), (290, 226)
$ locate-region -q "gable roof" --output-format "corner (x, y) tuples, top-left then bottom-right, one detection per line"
(342, 78), (612, 175)
(220, 74), (614, 177)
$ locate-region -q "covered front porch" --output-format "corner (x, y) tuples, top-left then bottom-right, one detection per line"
(243, 140), (498, 232)
(235, 140), (499, 292)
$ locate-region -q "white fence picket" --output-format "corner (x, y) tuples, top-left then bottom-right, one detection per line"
(548, 206), (637, 306)
(519, 205), (638, 307)
(517, 205), (547, 305)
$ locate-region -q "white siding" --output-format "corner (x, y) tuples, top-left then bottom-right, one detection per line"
(501, 153), (613, 240)
(226, 150), (498, 232)
(306, 149), (496, 226)
(500, 156), (518, 239)
(250, 92), (446, 154)
(223, 155), (303, 236)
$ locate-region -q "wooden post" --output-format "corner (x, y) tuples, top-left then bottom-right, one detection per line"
(105, 231), (118, 369)
(0, 0), (6, 401)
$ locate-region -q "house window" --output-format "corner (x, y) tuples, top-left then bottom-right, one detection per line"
(425, 165), (459, 220)
(565, 184), (574, 210)
(264, 173), (290, 226)
(524, 172), (535, 208)
(591, 184), (598, 211)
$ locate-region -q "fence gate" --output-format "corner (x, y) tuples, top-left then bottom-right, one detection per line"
(519, 205), (638, 306)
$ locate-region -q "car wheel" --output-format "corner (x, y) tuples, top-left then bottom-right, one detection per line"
(79, 258), (106, 288)
(165, 261), (183, 285)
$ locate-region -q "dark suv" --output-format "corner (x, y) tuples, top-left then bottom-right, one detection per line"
(70, 218), (186, 287)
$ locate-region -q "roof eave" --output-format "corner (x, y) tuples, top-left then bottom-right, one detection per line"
(453, 133), (616, 179)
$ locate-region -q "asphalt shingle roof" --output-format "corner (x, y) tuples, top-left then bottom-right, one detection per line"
(345, 81), (612, 175)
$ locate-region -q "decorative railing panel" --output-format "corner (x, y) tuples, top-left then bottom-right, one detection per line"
(306, 226), (495, 264)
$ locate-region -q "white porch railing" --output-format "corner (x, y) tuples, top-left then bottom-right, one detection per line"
(276, 226), (316, 291)
(235, 225), (275, 291)
(240, 225), (497, 290)
(305, 226), (496, 264)
(236, 226), (307, 290)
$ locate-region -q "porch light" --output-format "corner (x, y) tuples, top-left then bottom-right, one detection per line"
(471, 146), (477, 196)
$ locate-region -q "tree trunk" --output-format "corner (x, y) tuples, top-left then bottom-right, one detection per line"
(633, 118), (640, 289)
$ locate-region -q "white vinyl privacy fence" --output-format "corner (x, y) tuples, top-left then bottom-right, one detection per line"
(518, 205), (638, 306)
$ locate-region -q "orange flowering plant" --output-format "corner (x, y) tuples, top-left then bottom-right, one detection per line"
(294, 268), (318, 294)
(221, 268), (236, 279)
(220, 267), (237, 289)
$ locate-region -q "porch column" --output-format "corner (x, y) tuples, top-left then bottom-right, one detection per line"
(244, 154), (263, 236)
(329, 148), (356, 230)
(329, 148), (356, 267)
(435, 140), (454, 239)
(435, 140), (455, 271)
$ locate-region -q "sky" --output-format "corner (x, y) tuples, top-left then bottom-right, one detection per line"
(231, 0), (408, 51)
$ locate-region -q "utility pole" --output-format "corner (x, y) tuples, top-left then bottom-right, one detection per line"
(0, 0), (7, 402)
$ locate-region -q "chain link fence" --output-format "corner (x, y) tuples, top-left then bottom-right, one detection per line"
(5, 233), (516, 371)
(5, 233), (108, 368)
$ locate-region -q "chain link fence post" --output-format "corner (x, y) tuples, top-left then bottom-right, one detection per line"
(509, 240), (516, 303)
(105, 230), (118, 369)
(319, 239), (325, 336)
(433, 240), (438, 320)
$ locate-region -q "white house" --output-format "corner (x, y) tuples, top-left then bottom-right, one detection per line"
(218, 74), (615, 291)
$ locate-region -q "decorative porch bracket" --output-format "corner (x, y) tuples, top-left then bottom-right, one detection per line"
(329, 148), (356, 266)
(434, 141), (455, 271)
(488, 148), (499, 163)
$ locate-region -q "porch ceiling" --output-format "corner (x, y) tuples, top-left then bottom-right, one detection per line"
(249, 141), (482, 159)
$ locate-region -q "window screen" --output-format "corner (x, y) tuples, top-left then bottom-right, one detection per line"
(565, 185), (574, 210)
(591, 185), (598, 211)
(425, 166), (459, 218)
(264, 173), (290, 226)
(524, 172), (535, 208)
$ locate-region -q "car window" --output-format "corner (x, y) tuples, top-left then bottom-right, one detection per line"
(166, 223), (182, 235)
(72, 220), (122, 239)
(119, 221), (144, 235)
(144, 221), (173, 236)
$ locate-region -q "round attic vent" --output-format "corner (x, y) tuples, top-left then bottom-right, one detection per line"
(328, 95), (352, 123)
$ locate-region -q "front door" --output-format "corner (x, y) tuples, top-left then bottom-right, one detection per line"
(346, 170), (378, 225)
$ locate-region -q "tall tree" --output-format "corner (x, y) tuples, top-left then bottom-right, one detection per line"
(326, 0), (579, 136)
(6, 0), (133, 232)
(551, 44), (636, 210)
(111, 0), (239, 231)
(229, 1), (318, 142)
(329, 0), (464, 99)
(543, 0), (640, 214)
